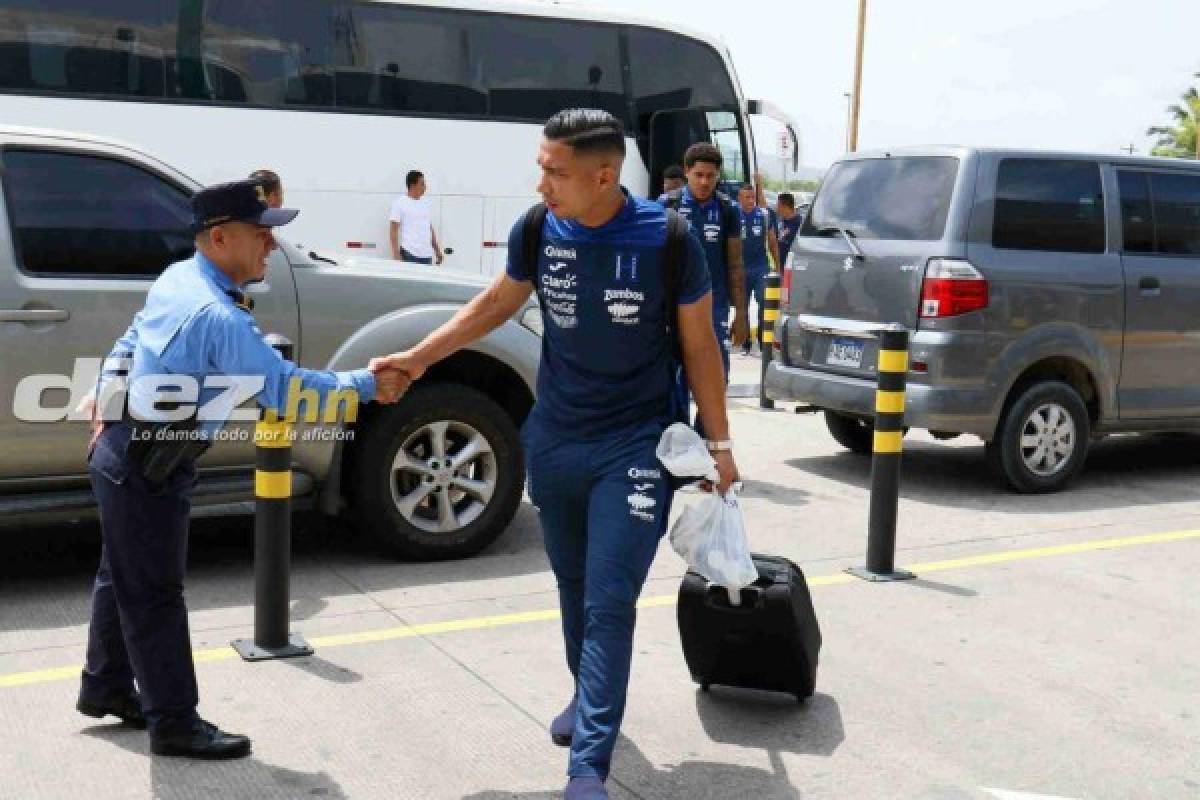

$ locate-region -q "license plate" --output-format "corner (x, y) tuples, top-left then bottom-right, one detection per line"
(826, 337), (864, 368)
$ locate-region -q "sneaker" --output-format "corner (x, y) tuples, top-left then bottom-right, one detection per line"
(565, 777), (608, 799)
(550, 694), (577, 747)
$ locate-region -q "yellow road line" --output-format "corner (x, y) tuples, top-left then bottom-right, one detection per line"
(2, 528), (1198, 690)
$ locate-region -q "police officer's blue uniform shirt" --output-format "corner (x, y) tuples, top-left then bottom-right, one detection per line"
(104, 252), (375, 434)
(506, 189), (709, 440)
(656, 187), (739, 317)
(739, 206), (770, 276)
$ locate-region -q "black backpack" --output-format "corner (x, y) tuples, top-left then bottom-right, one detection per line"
(518, 202), (692, 362)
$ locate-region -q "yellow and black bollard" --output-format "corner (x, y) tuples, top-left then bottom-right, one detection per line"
(232, 334), (314, 660)
(848, 325), (916, 582)
(758, 271), (782, 410)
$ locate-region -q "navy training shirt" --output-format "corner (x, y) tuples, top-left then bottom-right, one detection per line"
(739, 206), (770, 275)
(507, 190), (710, 440)
(778, 212), (803, 262)
(658, 187), (740, 316)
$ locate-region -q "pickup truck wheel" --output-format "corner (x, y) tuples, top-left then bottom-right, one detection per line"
(985, 381), (1089, 494)
(351, 383), (524, 560)
(824, 411), (874, 455)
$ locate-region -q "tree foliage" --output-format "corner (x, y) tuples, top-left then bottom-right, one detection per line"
(1147, 72), (1200, 159)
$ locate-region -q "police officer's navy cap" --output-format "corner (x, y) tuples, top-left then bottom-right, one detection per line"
(192, 179), (298, 232)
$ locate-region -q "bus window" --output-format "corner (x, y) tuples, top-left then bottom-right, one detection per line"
(626, 27), (740, 171)
(196, 0), (334, 107)
(0, 0), (173, 96)
(469, 16), (626, 124)
(627, 28), (738, 125)
(333, 4), (483, 115)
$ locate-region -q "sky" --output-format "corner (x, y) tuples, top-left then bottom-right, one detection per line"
(588, 0), (1199, 173)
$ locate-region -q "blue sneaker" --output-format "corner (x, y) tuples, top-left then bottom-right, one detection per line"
(565, 776), (608, 799)
(550, 694), (577, 747)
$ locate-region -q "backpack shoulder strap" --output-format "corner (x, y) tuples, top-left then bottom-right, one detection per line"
(520, 202), (548, 312)
(520, 202), (548, 278)
(663, 208), (690, 361)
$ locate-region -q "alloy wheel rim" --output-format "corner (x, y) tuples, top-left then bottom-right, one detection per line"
(1019, 402), (1075, 477)
(389, 420), (496, 534)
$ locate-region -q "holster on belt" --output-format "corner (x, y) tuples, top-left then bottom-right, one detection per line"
(128, 417), (211, 485)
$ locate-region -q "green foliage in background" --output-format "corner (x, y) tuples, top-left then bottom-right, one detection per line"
(1147, 72), (1200, 159)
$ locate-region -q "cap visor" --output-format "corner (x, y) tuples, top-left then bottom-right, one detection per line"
(256, 208), (299, 227)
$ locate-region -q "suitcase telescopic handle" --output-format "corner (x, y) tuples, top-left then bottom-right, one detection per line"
(706, 584), (765, 610)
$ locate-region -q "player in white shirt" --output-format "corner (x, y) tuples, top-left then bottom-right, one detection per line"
(389, 170), (444, 265)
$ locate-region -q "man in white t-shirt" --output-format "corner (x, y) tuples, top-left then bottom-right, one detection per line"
(389, 170), (443, 266)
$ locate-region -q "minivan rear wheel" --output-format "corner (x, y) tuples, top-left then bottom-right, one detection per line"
(986, 381), (1089, 493)
(824, 411), (874, 455)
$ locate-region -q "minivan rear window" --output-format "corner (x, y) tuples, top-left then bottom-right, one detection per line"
(801, 156), (958, 241)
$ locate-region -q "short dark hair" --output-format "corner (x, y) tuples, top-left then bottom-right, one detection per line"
(543, 109), (626, 158)
(683, 142), (722, 170)
(737, 183), (755, 194)
(778, 192), (796, 209)
(406, 170), (424, 188)
(663, 165), (685, 180)
(249, 169), (281, 196)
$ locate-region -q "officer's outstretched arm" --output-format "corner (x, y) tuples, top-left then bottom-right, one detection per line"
(203, 307), (380, 418)
(370, 274), (533, 381)
(678, 295), (739, 494)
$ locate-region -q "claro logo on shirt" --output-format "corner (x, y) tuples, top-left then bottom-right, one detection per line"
(703, 223), (721, 243)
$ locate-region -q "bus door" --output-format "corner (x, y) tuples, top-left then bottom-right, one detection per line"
(647, 108), (750, 198)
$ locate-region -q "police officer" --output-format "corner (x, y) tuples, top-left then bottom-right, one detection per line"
(371, 110), (739, 800)
(77, 180), (407, 759)
(736, 183), (781, 356)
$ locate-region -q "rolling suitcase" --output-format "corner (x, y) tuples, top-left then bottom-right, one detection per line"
(676, 553), (821, 701)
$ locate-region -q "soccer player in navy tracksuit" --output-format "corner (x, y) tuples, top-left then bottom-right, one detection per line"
(371, 110), (740, 800)
(735, 183), (781, 355)
(657, 143), (748, 377)
(776, 191), (804, 263)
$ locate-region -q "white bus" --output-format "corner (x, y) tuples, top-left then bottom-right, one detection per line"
(0, 0), (799, 273)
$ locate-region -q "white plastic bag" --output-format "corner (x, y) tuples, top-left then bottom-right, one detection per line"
(655, 423), (718, 482)
(656, 424), (758, 604)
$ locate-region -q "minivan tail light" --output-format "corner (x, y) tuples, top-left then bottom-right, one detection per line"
(919, 258), (988, 318)
(781, 265), (793, 306)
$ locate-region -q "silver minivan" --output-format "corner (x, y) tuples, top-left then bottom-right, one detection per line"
(765, 146), (1200, 492)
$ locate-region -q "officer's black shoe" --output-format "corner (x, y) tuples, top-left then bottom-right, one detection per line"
(76, 689), (147, 729)
(151, 719), (251, 760)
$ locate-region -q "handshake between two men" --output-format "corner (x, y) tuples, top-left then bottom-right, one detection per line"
(370, 351), (423, 404)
